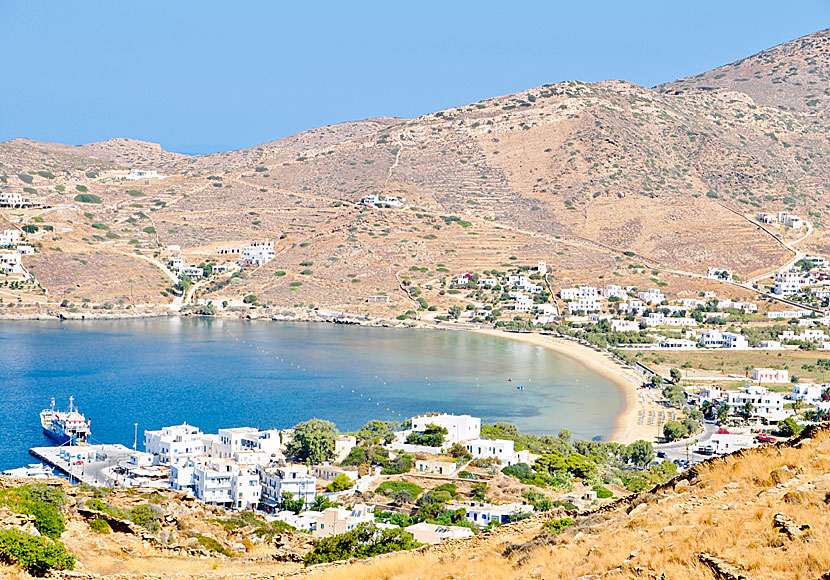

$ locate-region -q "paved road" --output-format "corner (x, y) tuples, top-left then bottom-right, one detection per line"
(654, 420), (721, 465)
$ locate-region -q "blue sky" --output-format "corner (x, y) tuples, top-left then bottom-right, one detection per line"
(1, 1), (826, 154)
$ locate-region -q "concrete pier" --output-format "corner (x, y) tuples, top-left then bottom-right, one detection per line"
(29, 444), (133, 487)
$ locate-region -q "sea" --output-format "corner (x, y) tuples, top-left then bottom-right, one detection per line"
(0, 318), (623, 470)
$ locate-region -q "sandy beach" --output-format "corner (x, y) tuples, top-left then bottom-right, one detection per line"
(472, 328), (659, 444)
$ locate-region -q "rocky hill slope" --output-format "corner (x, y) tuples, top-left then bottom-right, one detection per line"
(2, 426), (829, 580)
(0, 29), (827, 314)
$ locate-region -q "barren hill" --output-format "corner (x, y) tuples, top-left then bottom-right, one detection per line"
(0, 29), (827, 314)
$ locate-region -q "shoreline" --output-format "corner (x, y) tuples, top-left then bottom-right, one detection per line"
(0, 308), (654, 444)
(470, 328), (653, 445)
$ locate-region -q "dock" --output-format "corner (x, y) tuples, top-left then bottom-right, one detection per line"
(29, 444), (134, 487)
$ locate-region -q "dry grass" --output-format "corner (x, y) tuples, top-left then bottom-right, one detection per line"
(299, 426), (830, 580)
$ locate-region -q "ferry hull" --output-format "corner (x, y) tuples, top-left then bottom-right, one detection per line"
(42, 427), (73, 445)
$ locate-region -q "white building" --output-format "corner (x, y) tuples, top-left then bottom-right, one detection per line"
(792, 383), (825, 404)
(560, 286), (598, 300)
(0, 192), (26, 207)
(699, 331), (748, 349)
(777, 211), (804, 228)
(405, 522), (474, 544)
(188, 460), (261, 510)
(239, 241), (276, 267)
(773, 272), (803, 296)
(637, 289), (666, 305)
(452, 501), (534, 527)
(751, 368), (789, 384)
(726, 385), (788, 422)
(658, 338), (698, 350)
(410, 414), (481, 445)
(767, 309), (812, 319)
(568, 298), (601, 313)
(464, 438), (529, 466)
(707, 268), (733, 281)
(181, 266), (203, 279)
(0, 251), (24, 275)
(602, 285), (627, 300)
(708, 433), (756, 455)
(361, 194), (404, 208)
(477, 278), (498, 287)
(534, 261), (547, 276)
(0, 229), (21, 247)
(258, 465), (316, 508)
(215, 427), (263, 459)
(125, 169), (160, 180)
(144, 424), (206, 467)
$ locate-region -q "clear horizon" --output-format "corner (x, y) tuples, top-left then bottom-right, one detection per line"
(1, 1), (827, 154)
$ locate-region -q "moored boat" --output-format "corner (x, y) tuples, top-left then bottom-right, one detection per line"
(40, 397), (91, 445)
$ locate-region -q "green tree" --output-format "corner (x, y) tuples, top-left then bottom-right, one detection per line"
(742, 401), (755, 420)
(670, 368), (682, 383)
(663, 420), (687, 442)
(625, 440), (655, 468)
(449, 305), (462, 319)
(325, 474), (353, 493)
(285, 419), (338, 464)
(778, 417), (803, 437)
(280, 492), (305, 514)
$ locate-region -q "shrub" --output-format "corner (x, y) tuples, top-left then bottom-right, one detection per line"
(0, 530), (74, 576)
(126, 190), (144, 197)
(303, 524), (420, 566)
(75, 185), (88, 192)
(375, 481), (422, 498)
(18, 173), (34, 184)
(0, 484), (66, 539)
(197, 535), (231, 557)
(243, 294), (258, 304)
(88, 517), (111, 534)
(593, 485), (613, 499)
(274, 271), (286, 276)
(325, 474), (354, 493)
(542, 517), (573, 534)
(74, 193), (102, 203)
(142, 226), (156, 234)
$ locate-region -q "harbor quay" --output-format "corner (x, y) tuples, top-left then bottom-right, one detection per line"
(29, 444), (135, 487)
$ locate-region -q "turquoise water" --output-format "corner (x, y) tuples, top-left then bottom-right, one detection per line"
(0, 319), (622, 470)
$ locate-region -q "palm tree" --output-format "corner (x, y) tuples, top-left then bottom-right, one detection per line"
(716, 404), (729, 424)
(743, 401), (755, 420)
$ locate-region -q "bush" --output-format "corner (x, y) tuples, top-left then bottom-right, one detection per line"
(75, 185), (88, 192)
(542, 517), (573, 534)
(325, 474), (354, 493)
(74, 193), (102, 204)
(89, 517), (111, 534)
(593, 485), (613, 499)
(18, 173), (33, 184)
(197, 535), (231, 557)
(0, 484), (66, 539)
(303, 524), (420, 566)
(0, 530), (74, 576)
(375, 481), (422, 498)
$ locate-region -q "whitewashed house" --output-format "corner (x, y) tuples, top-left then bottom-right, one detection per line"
(699, 331), (748, 349)
(453, 501), (533, 527)
(0, 251), (24, 275)
(726, 386), (788, 422)
(751, 368), (789, 383)
(411, 414), (481, 444)
(773, 272), (803, 296)
(637, 289), (666, 305)
(144, 424), (206, 467)
(0, 229), (21, 247)
(464, 438), (529, 466)
(258, 465), (317, 508)
(311, 504), (375, 538)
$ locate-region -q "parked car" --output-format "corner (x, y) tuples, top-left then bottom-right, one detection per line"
(656, 451), (667, 458)
(757, 434), (776, 443)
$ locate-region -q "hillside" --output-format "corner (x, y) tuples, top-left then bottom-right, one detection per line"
(1, 426), (829, 579)
(0, 29), (827, 317)
(301, 424), (830, 580)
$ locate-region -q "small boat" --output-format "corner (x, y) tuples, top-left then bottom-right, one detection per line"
(507, 378), (512, 382)
(2, 464), (54, 478)
(40, 397), (91, 445)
